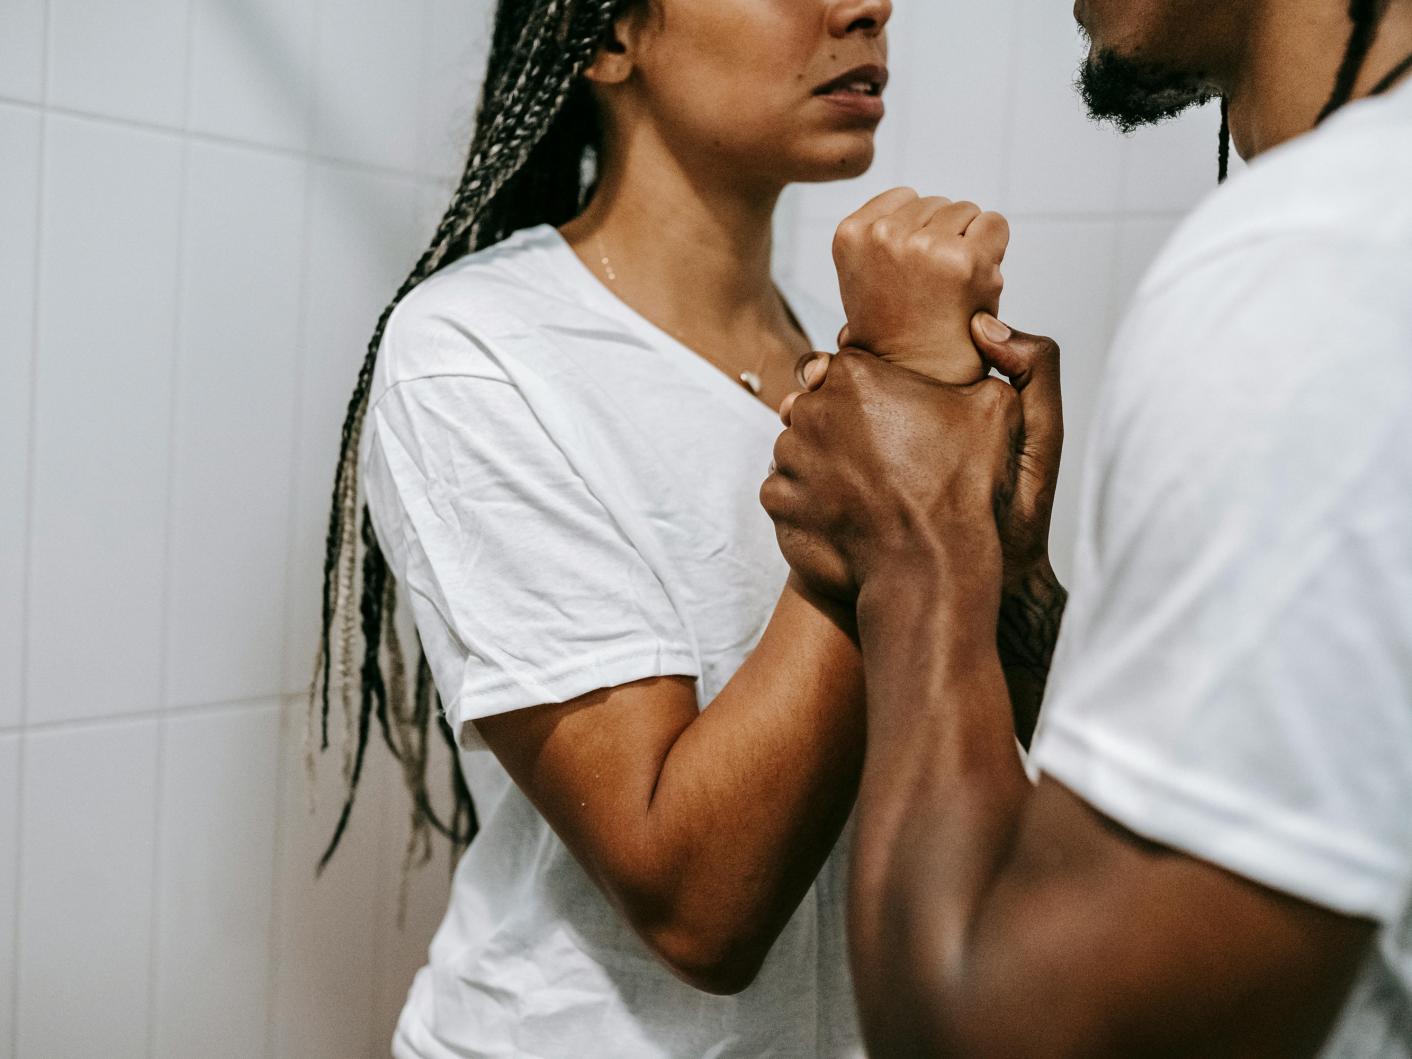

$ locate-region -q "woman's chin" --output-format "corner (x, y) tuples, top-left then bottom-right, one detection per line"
(792, 142), (877, 184)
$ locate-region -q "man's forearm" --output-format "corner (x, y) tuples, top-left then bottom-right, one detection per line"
(849, 565), (1031, 1056)
(997, 561), (1068, 747)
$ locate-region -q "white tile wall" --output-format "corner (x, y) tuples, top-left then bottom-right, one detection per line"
(419, 0), (495, 180)
(28, 115), (182, 725)
(0, 1), (1214, 1056)
(0, 0), (46, 103)
(283, 165), (428, 695)
(269, 700), (400, 1059)
(1003, 0), (1128, 214)
(0, 735), (19, 1059)
(188, 0), (318, 151)
(1000, 218), (1123, 583)
(1121, 103), (1225, 213)
(47, 0), (190, 127)
(312, 0), (426, 173)
(152, 703), (281, 1059)
(890, 0), (1020, 209)
(17, 720), (160, 1059)
(0, 104), (40, 732)
(164, 143), (306, 709)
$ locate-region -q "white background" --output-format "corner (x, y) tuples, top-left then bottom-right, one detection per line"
(0, 0), (1225, 1055)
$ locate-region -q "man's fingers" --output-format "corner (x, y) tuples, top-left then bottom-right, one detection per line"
(780, 389), (802, 426)
(794, 351), (831, 389)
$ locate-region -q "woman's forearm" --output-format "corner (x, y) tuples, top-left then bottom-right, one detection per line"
(640, 574), (865, 992)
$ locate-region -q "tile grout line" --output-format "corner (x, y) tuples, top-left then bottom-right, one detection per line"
(10, 0), (53, 1048)
(265, 0), (329, 1048)
(144, 0), (199, 1050)
(0, 93), (456, 187)
(0, 694), (287, 738)
(995, 0), (1028, 210)
(362, 3), (442, 1044)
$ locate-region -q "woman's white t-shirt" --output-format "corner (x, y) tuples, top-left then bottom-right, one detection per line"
(360, 224), (861, 1058)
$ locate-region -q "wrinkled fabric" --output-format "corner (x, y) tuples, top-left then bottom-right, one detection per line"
(1030, 81), (1412, 1056)
(361, 225), (864, 1058)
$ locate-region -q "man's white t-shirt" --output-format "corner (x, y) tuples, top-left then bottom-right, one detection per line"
(360, 225), (861, 1058)
(1029, 81), (1412, 1053)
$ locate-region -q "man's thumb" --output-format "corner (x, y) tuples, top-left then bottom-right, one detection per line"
(970, 313), (1063, 462)
(970, 313), (1061, 392)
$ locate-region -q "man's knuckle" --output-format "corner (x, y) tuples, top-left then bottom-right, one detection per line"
(759, 476), (784, 515)
(978, 378), (1015, 414)
(834, 349), (872, 383)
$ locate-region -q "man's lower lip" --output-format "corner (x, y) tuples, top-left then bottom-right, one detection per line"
(817, 92), (885, 120)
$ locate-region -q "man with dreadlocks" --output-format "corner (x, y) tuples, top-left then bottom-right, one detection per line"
(764, 0), (1412, 1055)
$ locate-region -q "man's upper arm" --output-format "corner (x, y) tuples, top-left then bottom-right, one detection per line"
(964, 777), (1375, 1058)
(990, 235), (1410, 1054)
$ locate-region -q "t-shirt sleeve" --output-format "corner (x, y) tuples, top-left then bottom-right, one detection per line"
(1030, 234), (1412, 924)
(361, 342), (698, 743)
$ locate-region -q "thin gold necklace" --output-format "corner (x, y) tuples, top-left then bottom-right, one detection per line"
(595, 234), (772, 396)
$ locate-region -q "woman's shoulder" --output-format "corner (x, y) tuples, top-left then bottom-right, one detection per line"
(374, 225), (587, 391)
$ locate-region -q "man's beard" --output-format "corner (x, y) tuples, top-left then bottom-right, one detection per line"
(1078, 44), (1217, 133)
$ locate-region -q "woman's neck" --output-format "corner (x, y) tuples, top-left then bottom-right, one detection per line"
(560, 127), (793, 347)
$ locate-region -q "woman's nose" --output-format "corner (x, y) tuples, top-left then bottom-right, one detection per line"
(825, 0), (893, 39)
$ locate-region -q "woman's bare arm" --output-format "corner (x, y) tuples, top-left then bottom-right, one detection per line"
(475, 573), (863, 995)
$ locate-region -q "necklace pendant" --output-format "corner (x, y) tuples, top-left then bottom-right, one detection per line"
(739, 370), (763, 396)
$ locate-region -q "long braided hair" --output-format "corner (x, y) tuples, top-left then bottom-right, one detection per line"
(310, 0), (636, 877)
(1219, 0), (1391, 181)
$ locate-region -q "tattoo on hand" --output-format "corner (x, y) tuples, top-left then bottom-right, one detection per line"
(999, 567), (1066, 676)
(997, 565), (1068, 746)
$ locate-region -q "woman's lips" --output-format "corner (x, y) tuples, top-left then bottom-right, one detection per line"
(816, 90), (886, 121)
(812, 64), (888, 122)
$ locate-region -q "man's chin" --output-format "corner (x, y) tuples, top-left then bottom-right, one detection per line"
(1079, 48), (1216, 133)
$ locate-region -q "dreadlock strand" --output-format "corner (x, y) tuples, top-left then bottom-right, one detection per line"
(1318, 0), (1387, 123)
(313, 0), (627, 874)
(360, 510), (395, 756)
(1217, 96), (1231, 183)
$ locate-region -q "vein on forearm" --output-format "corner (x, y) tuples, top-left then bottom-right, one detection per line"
(850, 572), (1033, 1055)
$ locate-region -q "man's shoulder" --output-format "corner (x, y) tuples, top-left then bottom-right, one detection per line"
(1142, 87), (1412, 297)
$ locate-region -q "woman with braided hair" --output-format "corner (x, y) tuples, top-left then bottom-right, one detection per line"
(311, 0), (1007, 1055)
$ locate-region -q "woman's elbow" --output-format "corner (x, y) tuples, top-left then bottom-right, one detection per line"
(642, 921), (770, 996)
